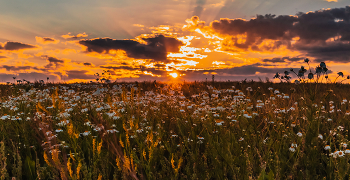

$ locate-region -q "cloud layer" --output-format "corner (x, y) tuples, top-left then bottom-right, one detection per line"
(79, 35), (184, 62)
(1, 5), (350, 82)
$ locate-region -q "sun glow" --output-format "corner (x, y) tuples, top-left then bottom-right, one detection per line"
(169, 73), (178, 78)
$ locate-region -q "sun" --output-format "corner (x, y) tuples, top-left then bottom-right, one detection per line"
(169, 73), (178, 78)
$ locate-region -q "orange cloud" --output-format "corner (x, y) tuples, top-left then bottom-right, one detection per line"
(35, 36), (59, 44)
(62, 48), (78, 55)
(133, 24), (144, 27)
(61, 32), (88, 39)
(17, 52), (33, 59)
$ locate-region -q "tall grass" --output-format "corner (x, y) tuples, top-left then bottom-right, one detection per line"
(1, 74), (350, 179)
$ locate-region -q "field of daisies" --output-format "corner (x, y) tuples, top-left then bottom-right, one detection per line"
(2, 76), (350, 179)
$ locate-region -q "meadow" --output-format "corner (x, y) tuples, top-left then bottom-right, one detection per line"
(2, 73), (350, 179)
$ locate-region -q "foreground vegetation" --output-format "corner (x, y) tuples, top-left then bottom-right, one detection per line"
(1, 79), (350, 179)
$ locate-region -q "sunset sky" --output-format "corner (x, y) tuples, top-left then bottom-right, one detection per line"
(0, 0), (349, 83)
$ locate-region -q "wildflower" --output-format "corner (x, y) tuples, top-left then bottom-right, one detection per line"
(304, 58), (309, 63)
(239, 137), (244, 141)
(291, 122), (296, 127)
(345, 149), (350, 154)
(263, 137), (268, 144)
(308, 73), (314, 79)
(289, 146), (296, 152)
(324, 145), (331, 150)
(1, 115), (9, 120)
(46, 131), (52, 136)
(97, 140), (103, 155)
(333, 150), (345, 158)
(76, 161), (82, 179)
(81, 131), (91, 136)
(55, 129), (63, 133)
(297, 132), (302, 137)
(215, 120), (224, 126)
(337, 72), (344, 77)
(338, 126), (344, 131)
(84, 121), (91, 126)
(243, 112), (252, 118)
(106, 129), (118, 133)
(298, 70), (305, 77)
(327, 118), (332, 121)
(318, 134), (323, 140)
(97, 174), (102, 180)
(294, 80), (300, 84)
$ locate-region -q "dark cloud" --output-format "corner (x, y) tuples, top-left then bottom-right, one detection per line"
(1, 42), (36, 50)
(0, 65), (33, 71)
(35, 36), (59, 44)
(0, 56), (7, 59)
(83, 62), (92, 66)
(154, 63), (166, 69)
(208, 6), (350, 63)
(211, 14), (297, 49)
(263, 57), (304, 63)
(79, 35), (184, 62)
(40, 55), (65, 69)
(66, 70), (95, 79)
(211, 7), (350, 45)
(295, 42), (350, 63)
(293, 7), (350, 43)
(47, 57), (64, 63)
(42, 37), (55, 42)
